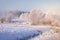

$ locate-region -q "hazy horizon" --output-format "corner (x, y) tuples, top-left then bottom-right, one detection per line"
(0, 0), (60, 12)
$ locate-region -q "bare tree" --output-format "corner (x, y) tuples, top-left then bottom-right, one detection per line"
(0, 17), (5, 23)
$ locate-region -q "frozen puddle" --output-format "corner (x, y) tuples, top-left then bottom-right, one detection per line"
(0, 24), (52, 40)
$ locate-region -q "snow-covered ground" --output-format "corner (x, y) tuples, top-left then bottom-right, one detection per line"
(0, 23), (52, 40)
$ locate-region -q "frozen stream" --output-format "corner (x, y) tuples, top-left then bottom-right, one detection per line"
(0, 23), (52, 40)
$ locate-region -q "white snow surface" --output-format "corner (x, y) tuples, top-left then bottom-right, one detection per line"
(0, 23), (52, 40)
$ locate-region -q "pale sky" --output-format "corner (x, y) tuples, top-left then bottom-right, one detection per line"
(0, 0), (60, 11)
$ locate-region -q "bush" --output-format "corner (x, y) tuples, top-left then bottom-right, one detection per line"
(40, 28), (60, 40)
(31, 28), (60, 40)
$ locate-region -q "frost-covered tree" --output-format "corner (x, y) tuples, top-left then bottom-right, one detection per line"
(44, 11), (54, 25)
(19, 13), (29, 24)
(52, 11), (60, 26)
(0, 12), (14, 23)
(5, 12), (14, 23)
(29, 9), (45, 25)
(45, 10), (60, 26)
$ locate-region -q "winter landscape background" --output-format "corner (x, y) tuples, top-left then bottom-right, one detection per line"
(0, 0), (60, 40)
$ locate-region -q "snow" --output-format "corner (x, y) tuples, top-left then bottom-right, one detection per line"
(0, 24), (52, 40)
